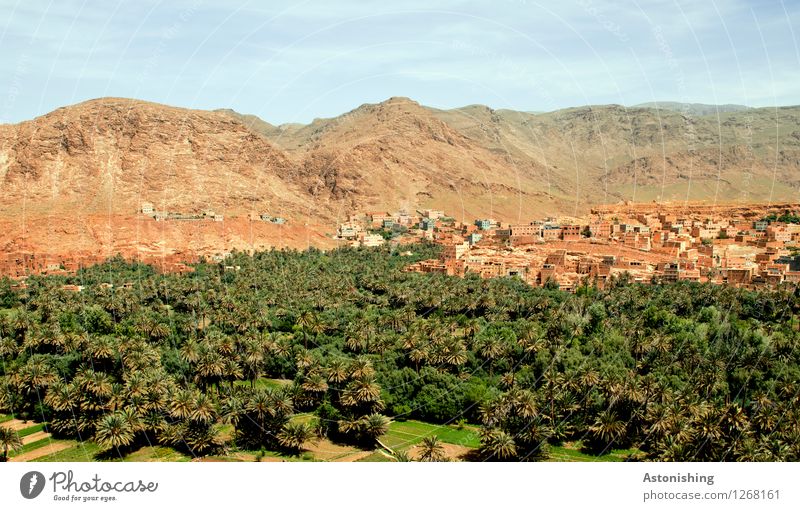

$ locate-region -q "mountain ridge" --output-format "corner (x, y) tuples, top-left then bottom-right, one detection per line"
(2, 96), (800, 258)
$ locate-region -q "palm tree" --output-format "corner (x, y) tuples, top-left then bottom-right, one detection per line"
(359, 413), (390, 445)
(480, 429), (517, 460)
(587, 410), (626, 454)
(277, 422), (314, 453)
(326, 359), (349, 385)
(195, 350), (225, 390)
(443, 339), (468, 368)
(45, 381), (75, 412)
(309, 318), (327, 343)
(169, 388), (196, 420)
(348, 357), (375, 379)
(0, 426), (22, 461)
(241, 338), (265, 387)
(301, 374), (329, 395)
(190, 393), (217, 424)
(295, 310), (317, 349)
(417, 436), (447, 462)
(463, 318), (481, 342)
(88, 335), (116, 362)
(408, 347), (427, 372)
(393, 449), (412, 462)
(478, 338), (506, 376)
(180, 339), (201, 364)
(95, 412), (135, 452)
(341, 376), (382, 408)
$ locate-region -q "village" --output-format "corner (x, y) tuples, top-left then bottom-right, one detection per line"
(4, 200), (800, 293)
(336, 204), (800, 291)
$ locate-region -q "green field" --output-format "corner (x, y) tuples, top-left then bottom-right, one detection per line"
(123, 446), (191, 462)
(356, 451), (394, 462)
(290, 412), (317, 425)
(378, 420), (636, 462)
(33, 442), (104, 462)
(380, 420), (481, 451)
(11, 437), (53, 456)
(233, 378), (292, 390)
(546, 442), (637, 462)
(16, 423), (45, 437)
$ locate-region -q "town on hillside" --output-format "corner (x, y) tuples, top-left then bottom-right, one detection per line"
(335, 204), (800, 291)
(5, 201), (800, 293)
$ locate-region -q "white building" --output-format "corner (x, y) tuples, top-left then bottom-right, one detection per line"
(360, 233), (385, 247)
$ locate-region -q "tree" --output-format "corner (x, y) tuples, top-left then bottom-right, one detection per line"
(2, 243), (799, 463)
(295, 311), (317, 349)
(95, 412), (135, 452)
(0, 426), (22, 461)
(417, 436), (447, 462)
(277, 422), (315, 453)
(358, 413), (390, 446)
(479, 429), (517, 460)
(586, 410), (626, 454)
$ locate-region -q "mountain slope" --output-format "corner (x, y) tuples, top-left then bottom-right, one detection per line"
(2, 96), (800, 262)
(0, 98), (332, 257)
(276, 97), (558, 222)
(633, 101), (752, 116)
(430, 103), (800, 204)
(0, 98), (313, 217)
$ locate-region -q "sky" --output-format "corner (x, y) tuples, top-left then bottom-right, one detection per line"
(0, 0), (799, 125)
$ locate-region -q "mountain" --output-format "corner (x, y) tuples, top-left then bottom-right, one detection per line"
(1, 99), (314, 217)
(2, 96), (800, 261)
(428, 103), (800, 204)
(633, 102), (752, 116)
(633, 101), (751, 116)
(263, 97), (556, 221)
(0, 98), (331, 257)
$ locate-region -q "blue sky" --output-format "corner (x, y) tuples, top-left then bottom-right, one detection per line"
(1, 0), (798, 124)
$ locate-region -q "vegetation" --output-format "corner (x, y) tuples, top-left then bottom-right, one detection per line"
(417, 436), (447, 462)
(380, 420), (479, 451)
(0, 426), (22, 461)
(1, 244), (800, 461)
(761, 211), (800, 224)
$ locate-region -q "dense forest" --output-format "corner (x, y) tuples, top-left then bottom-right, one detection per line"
(1, 243), (799, 461)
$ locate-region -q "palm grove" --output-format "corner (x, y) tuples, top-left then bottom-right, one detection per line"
(1, 243), (799, 461)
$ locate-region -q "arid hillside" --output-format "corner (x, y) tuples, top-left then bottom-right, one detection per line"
(0, 98), (332, 259)
(2, 96), (800, 262)
(429, 103), (800, 206)
(0, 98), (308, 218)
(228, 98), (800, 214)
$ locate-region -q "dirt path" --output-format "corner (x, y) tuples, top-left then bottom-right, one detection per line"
(332, 450), (374, 462)
(21, 431), (50, 445)
(10, 441), (71, 462)
(303, 438), (369, 462)
(2, 419), (38, 432)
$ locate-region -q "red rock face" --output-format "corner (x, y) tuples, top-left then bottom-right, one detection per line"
(0, 98), (333, 269)
(1, 96), (799, 275)
(0, 98), (299, 215)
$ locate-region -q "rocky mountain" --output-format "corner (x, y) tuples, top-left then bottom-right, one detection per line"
(633, 102), (751, 116)
(0, 98), (318, 218)
(0, 98), (330, 258)
(429, 103), (800, 205)
(2, 96), (800, 260)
